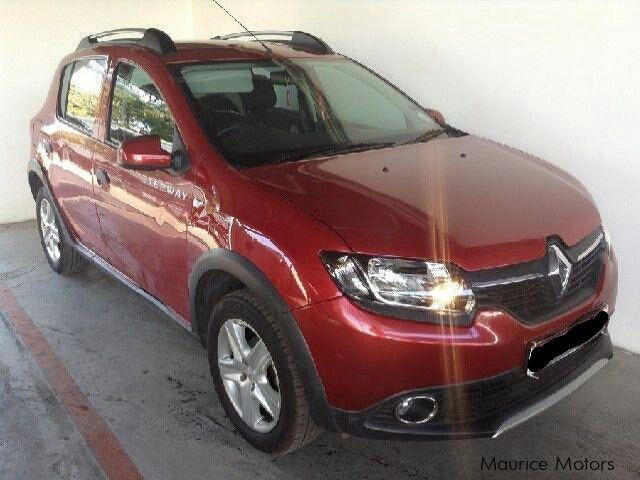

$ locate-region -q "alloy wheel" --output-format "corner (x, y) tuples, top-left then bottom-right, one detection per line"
(217, 318), (281, 433)
(40, 198), (61, 263)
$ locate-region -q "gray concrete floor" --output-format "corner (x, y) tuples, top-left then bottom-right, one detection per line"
(0, 221), (638, 480)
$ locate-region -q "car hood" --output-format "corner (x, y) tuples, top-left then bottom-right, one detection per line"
(242, 135), (601, 271)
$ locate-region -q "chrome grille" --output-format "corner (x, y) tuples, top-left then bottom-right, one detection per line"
(469, 229), (606, 326)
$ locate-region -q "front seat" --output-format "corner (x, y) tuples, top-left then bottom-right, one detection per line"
(242, 76), (300, 132)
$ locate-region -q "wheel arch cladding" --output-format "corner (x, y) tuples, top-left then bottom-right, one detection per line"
(28, 170), (43, 199)
(28, 159), (74, 246)
(28, 158), (47, 198)
(189, 248), (337, 431)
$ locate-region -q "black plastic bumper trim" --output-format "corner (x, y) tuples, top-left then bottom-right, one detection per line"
(328, 328), (613, 440)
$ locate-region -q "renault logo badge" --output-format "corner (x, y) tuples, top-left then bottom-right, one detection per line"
(548, 245), (572, 296)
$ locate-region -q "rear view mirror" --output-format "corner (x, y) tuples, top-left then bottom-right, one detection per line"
(117, 135), (172, 170)
(426, 109), (445, 125)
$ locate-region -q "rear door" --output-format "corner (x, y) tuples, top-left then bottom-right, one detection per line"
(45, 58), (108, 255)
(93, 60), (192, 315)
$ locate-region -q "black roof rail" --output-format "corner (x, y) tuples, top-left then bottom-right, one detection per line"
(212, 31), (333, 54)
(76, 28), (177, 54)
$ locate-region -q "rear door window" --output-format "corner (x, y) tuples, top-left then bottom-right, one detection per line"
(60, 58), (107, 133)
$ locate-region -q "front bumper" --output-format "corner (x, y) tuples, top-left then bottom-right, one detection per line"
(329, 325), (612, 439)
(292, 249), (617, 437)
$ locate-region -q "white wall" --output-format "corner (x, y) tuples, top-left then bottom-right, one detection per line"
(1, 1), (638, 352)
(0, 0), (193, 223)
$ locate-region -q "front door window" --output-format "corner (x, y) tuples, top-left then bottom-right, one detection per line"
(109, 63), (174, 152)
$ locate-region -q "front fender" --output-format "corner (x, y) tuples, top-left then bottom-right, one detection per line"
(188, 247), (337, 430)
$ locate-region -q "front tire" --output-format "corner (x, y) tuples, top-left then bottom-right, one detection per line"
(36, 188), (86, 274)
(207, 289), (321, 454)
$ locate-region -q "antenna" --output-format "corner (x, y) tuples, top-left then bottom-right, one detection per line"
(211, 0), (272, 53)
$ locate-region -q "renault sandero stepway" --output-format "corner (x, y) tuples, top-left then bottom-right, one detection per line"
(28, 29), (617, 453)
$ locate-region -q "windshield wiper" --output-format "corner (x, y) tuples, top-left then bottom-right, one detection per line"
(402, 128), (446, 145)
(274, 141), (395, 164)
(308, 141), (395, 158)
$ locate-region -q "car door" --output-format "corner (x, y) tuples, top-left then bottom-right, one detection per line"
(45, 57), (108, 255)
(92, 60), (193, 316)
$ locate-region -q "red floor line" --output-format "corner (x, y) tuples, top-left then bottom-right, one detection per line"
(0, 282), (144, 480)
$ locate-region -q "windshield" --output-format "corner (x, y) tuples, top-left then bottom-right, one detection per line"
(177, 58), (445, 167)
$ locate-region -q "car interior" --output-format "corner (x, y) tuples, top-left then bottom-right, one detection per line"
(184, 66), (340, 166)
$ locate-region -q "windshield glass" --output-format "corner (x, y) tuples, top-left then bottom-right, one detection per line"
(177, 58), (444, 167)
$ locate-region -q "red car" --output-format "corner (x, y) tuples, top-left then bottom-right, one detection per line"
(28, 29), (617, 453)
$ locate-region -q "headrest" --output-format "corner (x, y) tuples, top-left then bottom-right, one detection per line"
(243, 76), (277, 111)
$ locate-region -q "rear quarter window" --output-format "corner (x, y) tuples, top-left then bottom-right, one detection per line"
(58, 58), (107, 133)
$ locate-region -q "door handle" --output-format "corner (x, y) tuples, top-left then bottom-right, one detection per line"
(96, 168), (110, 187)
(43, 139), (53, 155)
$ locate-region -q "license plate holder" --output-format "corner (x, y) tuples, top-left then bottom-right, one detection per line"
(527, 311), (609, 378)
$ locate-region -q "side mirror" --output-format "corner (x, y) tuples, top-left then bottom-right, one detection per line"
(426, 109), (445, 125)
(117, 135), (172, 170)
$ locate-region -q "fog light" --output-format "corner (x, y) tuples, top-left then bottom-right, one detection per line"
(395, 395), (438, 424)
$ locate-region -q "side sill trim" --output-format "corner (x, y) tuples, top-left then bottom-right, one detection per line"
(75, 243), (193, 333)
(492, 357), (608, 438)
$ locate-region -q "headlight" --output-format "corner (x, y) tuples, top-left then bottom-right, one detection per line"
(321, 253), (475, 325)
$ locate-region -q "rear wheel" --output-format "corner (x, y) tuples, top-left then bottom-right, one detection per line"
(36, 188), (86, 274)
(207, 289), (321, 453)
